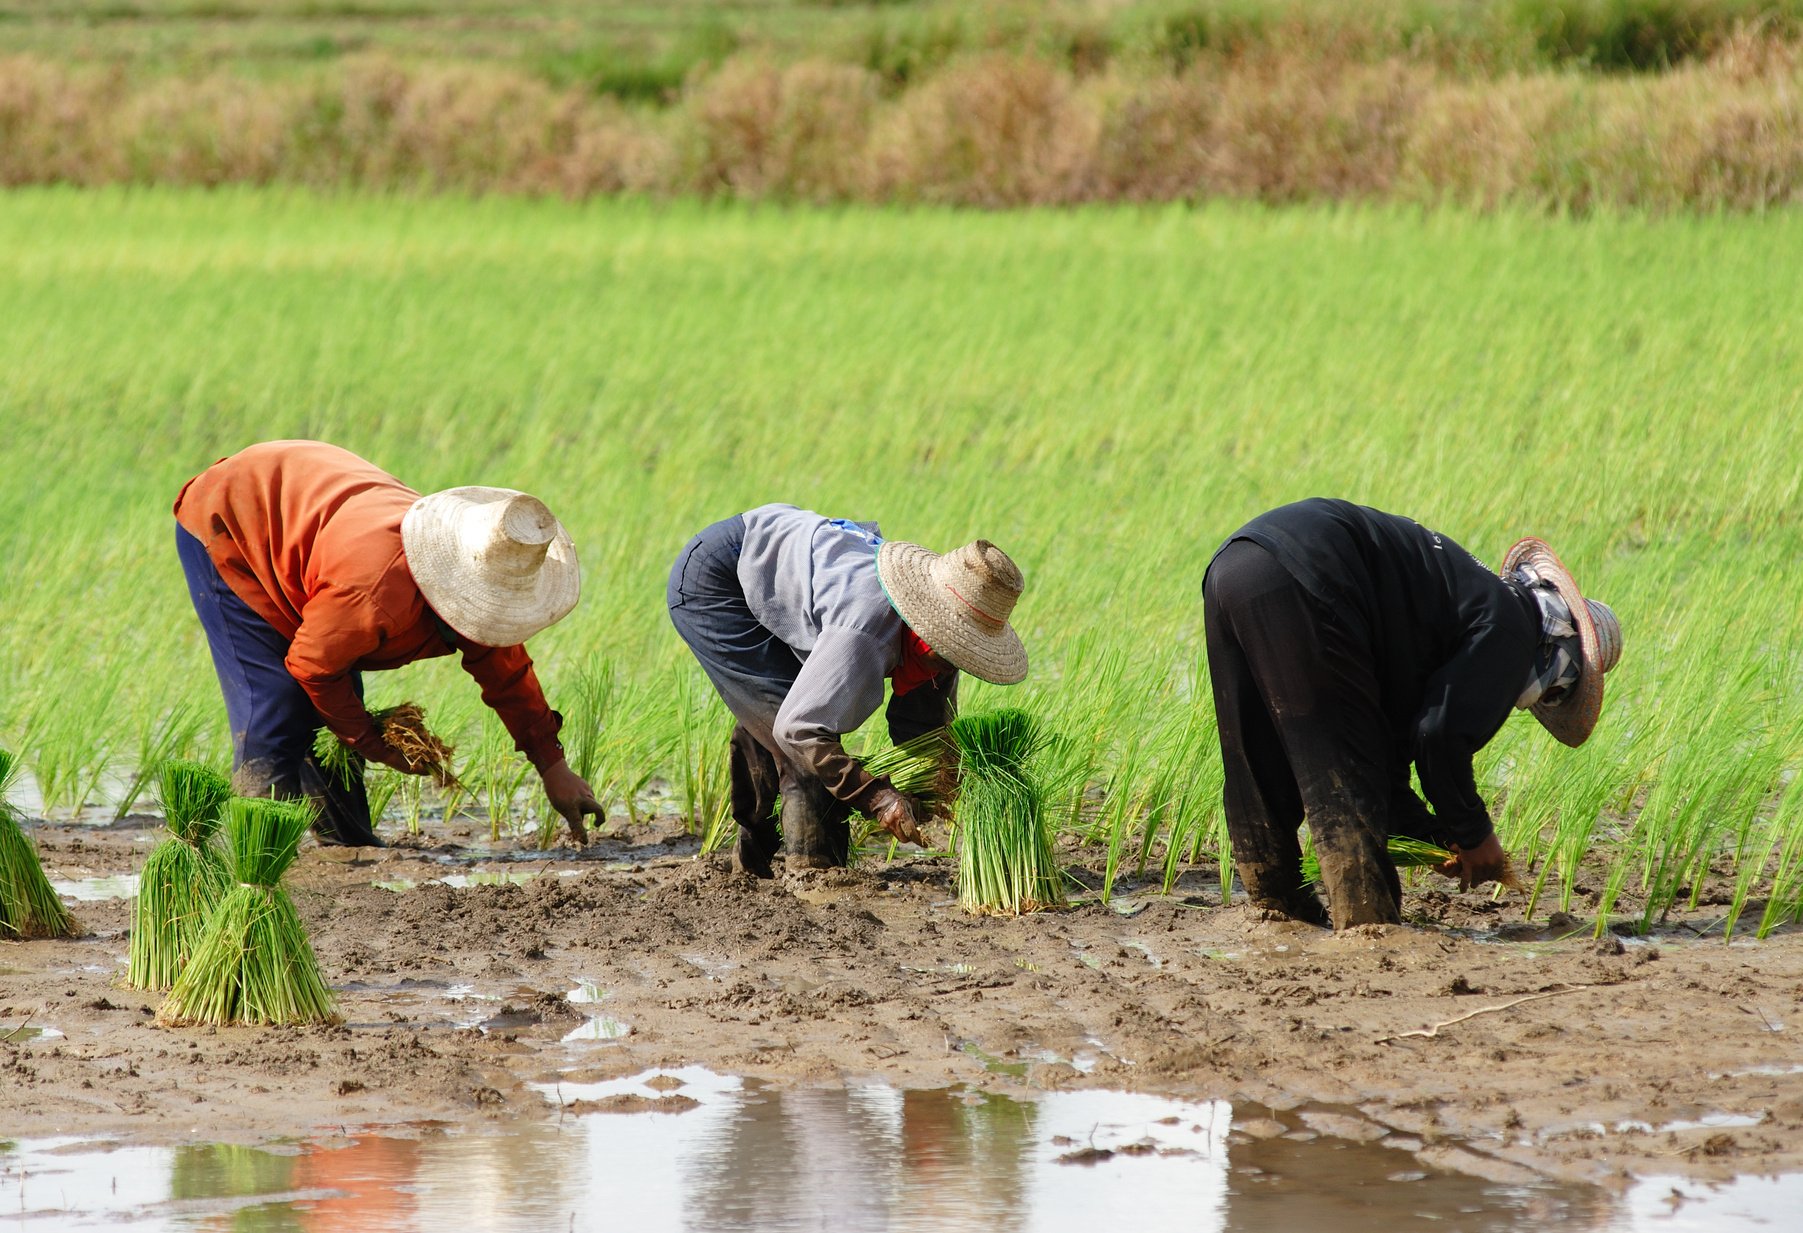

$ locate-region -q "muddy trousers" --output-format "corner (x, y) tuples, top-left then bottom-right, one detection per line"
(668, 516), (851, 876)
(1203, 539), (1403, 928)
(176, 524), (381, 847)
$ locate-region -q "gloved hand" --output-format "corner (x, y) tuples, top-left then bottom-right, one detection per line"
(1436, 832), (1510, 890)
(868, 786), (927, 847)
(540, 758), (602, 847)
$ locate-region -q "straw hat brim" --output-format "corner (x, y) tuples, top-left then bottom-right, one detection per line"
(876, 540), (1027, 685)
(401, 487), (581, 648)
(1502, 537), (1604, 748)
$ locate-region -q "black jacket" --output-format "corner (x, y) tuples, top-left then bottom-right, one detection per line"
(1219, 498), (1539, 848)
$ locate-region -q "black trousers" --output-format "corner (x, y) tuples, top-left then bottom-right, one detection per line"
(1203, 539), (1403, 927)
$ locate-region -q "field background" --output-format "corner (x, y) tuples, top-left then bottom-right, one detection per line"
(4, 0), (1802, 209)
(3, 188), (1800, 933)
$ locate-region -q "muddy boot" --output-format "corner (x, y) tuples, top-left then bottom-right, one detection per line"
(298, 750), (384, 848)
(730, 725), (781, 879)
(1235, 860), (1331, 928)
(779, 767), (850, 869)
(1311, 825), (1400, 929)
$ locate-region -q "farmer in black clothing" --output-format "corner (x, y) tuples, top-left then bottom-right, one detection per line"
(1203, 498), (1623, 929)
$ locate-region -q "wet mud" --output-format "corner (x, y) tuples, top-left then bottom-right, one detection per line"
(4, 815), (1802, 1193)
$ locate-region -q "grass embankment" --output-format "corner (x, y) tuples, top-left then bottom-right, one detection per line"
(1, 191), (1799, 935)
(2, 0), (1802, 209)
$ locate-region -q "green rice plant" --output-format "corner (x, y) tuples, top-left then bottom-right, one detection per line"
(159, 797), (337, 1027)
(127, 759), (232, 990)
(0, 748), (77, 940)
(112, 702), (207, 822)
(1752, 773), (1803, 939)
(950, 709), (1065, 915)
(1300, 835), (1455, 887)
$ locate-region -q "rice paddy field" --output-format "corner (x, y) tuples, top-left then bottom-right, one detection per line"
(2, 187), (1800, 939)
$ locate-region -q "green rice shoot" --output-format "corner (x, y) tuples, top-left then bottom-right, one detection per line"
(127, 760), (233, 990)
(950, 710), (1065, 916)
(159, 797), (338, 1026)
(0, 747), (77, 940)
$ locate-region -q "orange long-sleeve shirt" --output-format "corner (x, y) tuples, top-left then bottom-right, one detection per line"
(174, 441), (564, 771)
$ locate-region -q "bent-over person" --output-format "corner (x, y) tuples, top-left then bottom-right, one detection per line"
(1203, 498), (1622, 928)
(669, 504), (1028, 875)
(173, 440), (603, 847)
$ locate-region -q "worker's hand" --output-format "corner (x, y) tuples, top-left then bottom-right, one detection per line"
(869, 786), (927, 847)
(1437, 832), (1510, 890)
(541, 759), (602, 847)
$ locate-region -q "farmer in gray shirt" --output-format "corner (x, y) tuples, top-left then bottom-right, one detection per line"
(668, 504), (1029, 875)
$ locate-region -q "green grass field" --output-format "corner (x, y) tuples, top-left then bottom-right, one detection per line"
(3, 189), (1800, 932)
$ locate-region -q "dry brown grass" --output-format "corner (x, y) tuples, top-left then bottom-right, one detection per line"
(2, 44), (1799, 210)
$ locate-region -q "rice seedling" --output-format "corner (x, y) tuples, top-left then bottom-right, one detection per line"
(1300, 837), (1456, 887)
(316, 702), (460, 791)
(159, 797), (338, 1027)
(950, 709), (1065, 916)
(0, 749), (78, 940)
(126, 759), (232, 990)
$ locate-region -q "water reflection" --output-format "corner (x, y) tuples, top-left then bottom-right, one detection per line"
(0, 1078), (1793, 1232)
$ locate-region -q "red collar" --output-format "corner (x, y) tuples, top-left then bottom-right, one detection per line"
(891, 628), (940, 696)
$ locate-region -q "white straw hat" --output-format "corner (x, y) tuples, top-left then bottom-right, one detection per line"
(1502, 537), (1622, 747)
(401, 486), (581, 648)
(876, 539), (1028, 685)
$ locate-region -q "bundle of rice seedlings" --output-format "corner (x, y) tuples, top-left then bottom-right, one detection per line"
(861, 727), (955, 809)
(0, 748), (77, 940)
(1300, 835), (1522, 890)
(159, 797), (338, 1026)
(315, 702), (461, 789)
(949, 709), (1065, 915)
(126, 760), (233, 990)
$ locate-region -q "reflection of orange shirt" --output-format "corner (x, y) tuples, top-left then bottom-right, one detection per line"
(292, 1135), (421, 1231)
(175, 441), (562, 769)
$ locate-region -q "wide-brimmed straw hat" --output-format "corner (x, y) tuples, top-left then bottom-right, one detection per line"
(876, 539), (1028, 685)
(401, 487), (581, 648)
(1502, 537), (1622, 748)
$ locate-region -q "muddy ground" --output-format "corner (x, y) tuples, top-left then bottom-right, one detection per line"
(4, 813), (1801, 1191)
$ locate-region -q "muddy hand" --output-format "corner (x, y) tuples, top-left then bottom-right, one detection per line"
(1436, 832), (1509, 890)
(871, 787), (926, 847)
(367, 740), (434, 777)
(541, 759), (602, 846)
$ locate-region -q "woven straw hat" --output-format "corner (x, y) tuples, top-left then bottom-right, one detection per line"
(401, 487), (581, 648)
(876, 539), (1028, 685)
(1502, 537), (1622, 748)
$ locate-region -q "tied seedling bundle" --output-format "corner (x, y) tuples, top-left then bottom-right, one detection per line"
(127, 760), (233, 990)
(950, 709), (1065, 916)
(0, 748), (76, 940)
(314, 702), (461, 789)
(160, 797), (338, 1026)
(1300, 836), (1523, 890)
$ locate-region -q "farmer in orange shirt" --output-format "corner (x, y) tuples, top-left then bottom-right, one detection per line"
(173, 440), (602, 847)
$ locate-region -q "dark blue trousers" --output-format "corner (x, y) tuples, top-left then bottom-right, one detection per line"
(176, 523), (379, 846)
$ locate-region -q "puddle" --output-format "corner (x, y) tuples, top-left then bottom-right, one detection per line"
(50, 874), (140, 902)
(1709, 1063), (1803, 1079)
(1, 1079), (1795, 1231)
(2, 1025), (64, 1042)
(560, 1016), (632, 1043)
(373, 871), (544, 893)
(566, 979), (605, 1005)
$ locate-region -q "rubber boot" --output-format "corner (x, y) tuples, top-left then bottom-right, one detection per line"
(729, 725), (781, 879)
(1311, 821), (1400, 928)
(779, 766), (851, 870)
(1234, 859), (1331, 928)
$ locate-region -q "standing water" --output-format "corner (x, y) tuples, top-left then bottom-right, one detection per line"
(0, 1072), (1794, 1231)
